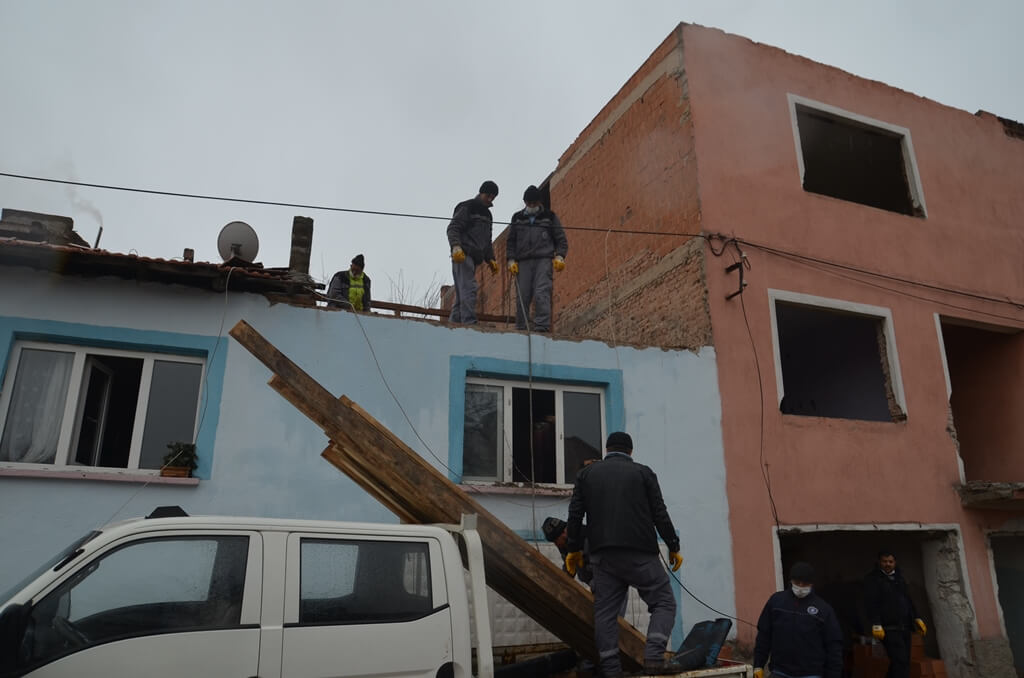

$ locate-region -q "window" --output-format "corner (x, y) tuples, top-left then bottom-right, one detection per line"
(770, 291), (905, 422)
(0, 341), (204, 471)
(24, 536), (249, 666)
(299, 539), (433, 624)
(790, 95), (926, 217)
(463, 378), (604, 484)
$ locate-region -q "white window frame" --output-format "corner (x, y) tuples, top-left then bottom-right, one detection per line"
(767, 289), (907, 417)
(787, 93), (928, 218)
(464, 377), (606, 486)
(0, 339), (206, 473)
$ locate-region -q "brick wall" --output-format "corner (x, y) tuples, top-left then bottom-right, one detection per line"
(479, 26), (711, 349)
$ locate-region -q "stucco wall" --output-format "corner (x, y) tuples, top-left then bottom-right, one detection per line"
(0, 267), (734, 641)
(680, 23), (1024, 652)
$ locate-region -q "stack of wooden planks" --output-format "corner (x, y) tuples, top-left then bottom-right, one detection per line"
(229, 319), (647, 670)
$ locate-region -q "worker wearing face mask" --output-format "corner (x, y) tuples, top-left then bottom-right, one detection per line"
(506, 185), (568, 332)
(753, 562), (842, 678)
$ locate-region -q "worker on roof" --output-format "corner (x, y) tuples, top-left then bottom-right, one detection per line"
(506, 185), (568, 333)
(753, 561), (842, 678)
(327, 254), (372, 311)
(447, 181), (499, 325)
(565, 432), (683, 677)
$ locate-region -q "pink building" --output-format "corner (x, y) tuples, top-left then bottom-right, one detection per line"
(480, 23), (1024, 677)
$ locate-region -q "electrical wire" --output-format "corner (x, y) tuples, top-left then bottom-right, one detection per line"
(5, 169), (1021, 315)
(660, 553), (757, 630)
(0, 170), (702, 238)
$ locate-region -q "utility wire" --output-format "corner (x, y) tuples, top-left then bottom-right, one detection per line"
(0, 170), (701, 238)
(5, 170), (1022, 313)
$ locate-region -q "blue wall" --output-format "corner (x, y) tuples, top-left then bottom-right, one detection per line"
(0, 268), (736, 641)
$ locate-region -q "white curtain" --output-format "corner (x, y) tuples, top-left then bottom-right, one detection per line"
(0, 349), (74, 463)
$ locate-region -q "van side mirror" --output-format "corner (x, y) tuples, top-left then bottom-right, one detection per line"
(0, 603), (31, 673)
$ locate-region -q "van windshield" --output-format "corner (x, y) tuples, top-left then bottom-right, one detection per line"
(0, 531), (101, 607)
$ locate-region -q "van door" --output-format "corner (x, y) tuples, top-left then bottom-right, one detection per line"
(280, 533), (454, 678)
(16, 531), (262, 677)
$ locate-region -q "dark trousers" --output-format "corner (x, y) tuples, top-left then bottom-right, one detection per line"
(881, 629), (911, 678)
(513, 259), (553, 331)
(449, 256), (478, 324)
(591, 550), (676, 677)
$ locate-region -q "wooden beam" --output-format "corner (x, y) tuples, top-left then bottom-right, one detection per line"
(230, 319), (647, 669)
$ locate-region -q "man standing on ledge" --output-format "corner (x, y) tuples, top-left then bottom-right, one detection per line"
(447, 180), (499, 324)
(565, 432), (683, 677)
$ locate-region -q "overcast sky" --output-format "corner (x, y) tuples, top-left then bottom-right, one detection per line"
(2, 0), (1021, 304)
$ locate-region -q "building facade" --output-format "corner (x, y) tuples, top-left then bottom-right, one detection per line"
(0, 233), (735, 651)
(478, 23), (1024, 677)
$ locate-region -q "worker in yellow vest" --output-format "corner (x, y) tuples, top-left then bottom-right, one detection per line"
(327, 254), (372, 311)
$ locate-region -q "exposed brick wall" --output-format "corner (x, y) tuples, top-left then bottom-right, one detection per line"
(478, 24), (711, 349)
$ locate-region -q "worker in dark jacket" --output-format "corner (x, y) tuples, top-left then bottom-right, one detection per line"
(565, 432), (683, 677)
(327, 254), (372, 311)
(753, 562), (842, 678)
(447, 181), (499, 324)
(542, 516), (593, 584)
(864, 550), (927, 678)
(506, 185), (568, 333)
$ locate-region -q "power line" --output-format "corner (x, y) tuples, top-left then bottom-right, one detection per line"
(738, 238), (1024, 312)
(0, 171), (701, 238)
(5, 170), (1021, 314)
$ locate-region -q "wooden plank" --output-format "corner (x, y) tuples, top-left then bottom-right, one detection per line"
(230, 319), (647, 669)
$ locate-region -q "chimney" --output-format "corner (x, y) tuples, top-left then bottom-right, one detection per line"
(182, 248), (194, 263)
(289, 216), (313, 275)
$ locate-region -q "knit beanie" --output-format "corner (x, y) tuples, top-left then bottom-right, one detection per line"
(605, 431), (633, 452)
(523, 185), (542, 203)
(351, 254), (365, 267)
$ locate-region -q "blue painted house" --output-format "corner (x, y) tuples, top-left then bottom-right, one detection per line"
(0, 216), (735, 647)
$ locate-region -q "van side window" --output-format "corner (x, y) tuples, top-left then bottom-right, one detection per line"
(299, 539), (432, 624)
(25, 536), (248, 666)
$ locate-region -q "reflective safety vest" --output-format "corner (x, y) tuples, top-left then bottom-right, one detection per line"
(348, 273), (366, 311)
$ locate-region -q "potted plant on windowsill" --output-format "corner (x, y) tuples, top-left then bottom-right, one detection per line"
(161, 442), (198, 478)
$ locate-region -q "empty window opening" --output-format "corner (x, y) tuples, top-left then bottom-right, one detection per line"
(776, 301), (901, 421)
(795, 103), (923, 217)
(778, 530), (946, 660)
(991, 535), (1024, 674)
(940, 319), (1024, 483)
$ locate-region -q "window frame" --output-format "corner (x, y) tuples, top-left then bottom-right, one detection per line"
(767, 288), (907, 419)
(463, 376), (606, 486)
(787, 93), (928, 218)
(0, 339), (206, 473)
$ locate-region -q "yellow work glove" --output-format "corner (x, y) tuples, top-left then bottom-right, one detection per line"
(669, 551), (683, 572)
(508, 260), (519, 275)
(753, 669), (764, 678)
(872, 625), (885, 640)
(565, 551), (584, 577)
(914, 618), (927, 636)
(553, 255), (566, 272)
(487, 259), (499, 275)
(451, 246), (466, 263)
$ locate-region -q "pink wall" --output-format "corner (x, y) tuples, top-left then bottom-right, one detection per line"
(680, 24), (1024, 643)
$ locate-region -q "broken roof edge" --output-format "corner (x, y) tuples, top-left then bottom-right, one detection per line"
(0, 238), (313, 296)
(956, 480), (1024, 511)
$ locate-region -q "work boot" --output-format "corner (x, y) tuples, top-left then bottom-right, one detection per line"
(643, 647), (704, 674)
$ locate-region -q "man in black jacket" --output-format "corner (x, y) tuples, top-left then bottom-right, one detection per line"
(864, 550), (927, 678)
(506, 185), (568, 332)
(565, 432), (683, 677)
(753, 562), (842, 678)
(447, 181), (499, 324)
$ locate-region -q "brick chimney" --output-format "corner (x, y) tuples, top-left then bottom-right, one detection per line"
(289, 216), (313, 275)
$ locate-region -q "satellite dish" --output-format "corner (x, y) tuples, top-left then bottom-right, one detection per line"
(216, 221), (259, 263)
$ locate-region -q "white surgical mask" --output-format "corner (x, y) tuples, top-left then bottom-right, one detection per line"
(791, 584), (812, 598)
(523, 205), (541, 215)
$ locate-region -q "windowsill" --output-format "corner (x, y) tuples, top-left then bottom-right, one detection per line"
(0, 466), (200, 485)
(779, 412), (907, 426)
(459, 483), (572, 497)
